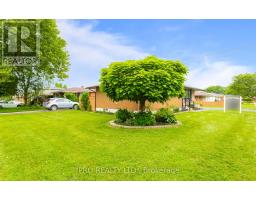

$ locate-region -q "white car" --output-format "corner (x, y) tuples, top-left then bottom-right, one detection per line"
(0, 100), (23, 108)
(43, 98), (79, 111)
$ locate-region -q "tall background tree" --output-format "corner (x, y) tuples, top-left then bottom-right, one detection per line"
(55, 82), (67, 89)
(226, 73), (256, 100)
(100, 56), (188, 112)
(205, 85), (226, 94)
(0, 67), (17, 98)
(0, 19), (69, 104)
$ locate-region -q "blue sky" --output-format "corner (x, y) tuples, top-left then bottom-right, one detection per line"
(57, 19), (255, 88)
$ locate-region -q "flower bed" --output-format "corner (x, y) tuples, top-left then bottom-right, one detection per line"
(114, 108), (178, 127)
(109, 120), (181, 129)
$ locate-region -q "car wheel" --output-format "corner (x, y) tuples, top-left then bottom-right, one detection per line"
(50, 105), (58, 111)
(73, 104), (79, 110)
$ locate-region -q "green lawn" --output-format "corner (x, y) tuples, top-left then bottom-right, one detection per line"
(0, 105), (45, 113)
(242, 103), (256, 110)
(0, 110), (256, 180)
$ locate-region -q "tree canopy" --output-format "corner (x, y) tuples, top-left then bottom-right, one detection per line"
(205, 85), (226, 94)
(0, 19), (70, 104)
(226, 73), (256, 99)
(0, 67), (17, 97)
(100, 56), (188, 111)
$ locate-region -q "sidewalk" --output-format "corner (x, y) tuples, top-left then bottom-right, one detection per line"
(201, 107), (256, 112)
(0, 110), (48, 115)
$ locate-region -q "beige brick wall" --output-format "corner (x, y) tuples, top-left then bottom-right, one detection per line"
(89, 92), (96, 111)
(147, 98), (182, 110)
(89, 88), (185, 112)
(93, 88), (139, 111)
(195, 100), (224, 107)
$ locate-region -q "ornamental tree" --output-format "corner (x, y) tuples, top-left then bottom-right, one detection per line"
(100, 56), (188, 112)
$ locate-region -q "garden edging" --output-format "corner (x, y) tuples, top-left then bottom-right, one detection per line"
(109, 120), (181, 129)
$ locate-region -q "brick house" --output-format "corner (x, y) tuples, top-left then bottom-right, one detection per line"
(194, 90), (224, 107)
(86, 84), (199, 112)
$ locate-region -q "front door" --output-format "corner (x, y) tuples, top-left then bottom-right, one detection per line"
(182, 88), (192, 110)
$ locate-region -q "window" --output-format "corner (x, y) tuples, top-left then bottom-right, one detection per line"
(56, 99), (65, 102)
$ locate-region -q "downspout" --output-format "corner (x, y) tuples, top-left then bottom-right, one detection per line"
(95, 89), (97, 112)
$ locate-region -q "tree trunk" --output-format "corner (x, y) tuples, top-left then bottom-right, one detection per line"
(139, 99), (146, 112)
(24, 90), (28, 105)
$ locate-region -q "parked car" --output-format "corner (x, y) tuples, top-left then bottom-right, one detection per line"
(43, 98), (79, 111)
(0, 100), (23, 108)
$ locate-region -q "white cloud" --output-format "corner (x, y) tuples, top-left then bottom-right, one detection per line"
(57, 20), (148, 87)
(57, 20), (253, 89)
(186, 57), (253, 89)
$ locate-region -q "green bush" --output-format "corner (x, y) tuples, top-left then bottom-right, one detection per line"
(115, 109), (133, 122)
(243, 97), (253, 103)
(169, 105), (179, 113)
(172, 107), (180, 113)
(133, 111), (156, 126)
(155, 108), (177, 124)
(64, 93), (78, 102)
(80, 92), (91, 111)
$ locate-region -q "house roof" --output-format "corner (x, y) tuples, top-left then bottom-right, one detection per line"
(86, 85), (99, 89)
(64, 87), (86, 93)
(194, 90), (224, 97)
(42, 88), (64, 96)
(86, 84), (202, 91)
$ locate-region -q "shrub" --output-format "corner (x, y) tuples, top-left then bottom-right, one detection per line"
(64, 93), (78, 102)
(155, 108), (177, 124)
(172, 106), (180, 113)
(243, 97), (253, 103)
(125, 118), (136, 126)
(115, 109), (133, 122)
(169, 105), (179, 113)
(80, 92), (91, 111)
(133, 111), (156, 126)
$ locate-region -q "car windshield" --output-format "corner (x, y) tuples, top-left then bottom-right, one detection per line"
(48, 98), (55, 102)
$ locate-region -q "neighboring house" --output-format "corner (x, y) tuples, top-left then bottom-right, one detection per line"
(86, 84), (199, 112)
(12, 88), (64, 104)
(42, 88), (65, 97)
(12, 87), (87, 105)
(194, 91), (224, 102)
(41, 87), (86, 98)
(194, 90), (224, 107)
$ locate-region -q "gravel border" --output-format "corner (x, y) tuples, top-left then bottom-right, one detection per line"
(109, 120), (181, 129)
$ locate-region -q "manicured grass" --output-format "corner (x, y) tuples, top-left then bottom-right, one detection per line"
(0, 110), (256, 180)
(242, 103), (256, 110)
(0, 105), (45, 113)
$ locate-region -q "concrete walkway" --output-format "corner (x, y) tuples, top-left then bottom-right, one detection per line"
(0, 110), (48, 115)
(201, 107), (256, 112)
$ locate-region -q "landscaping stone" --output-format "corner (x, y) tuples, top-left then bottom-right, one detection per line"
(109, 120), (181, 129)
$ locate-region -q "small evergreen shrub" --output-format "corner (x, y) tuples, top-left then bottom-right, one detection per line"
(172, 106), (180, 113)
(64, 93), (78, 102)
(115, 109), (133, 122)
(125, 118), (136, 126)
(155, 108), (177, 124)
(80, 92), (91, 111)
(133, 111), (156, 126)
(243, 97), (253, 103)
